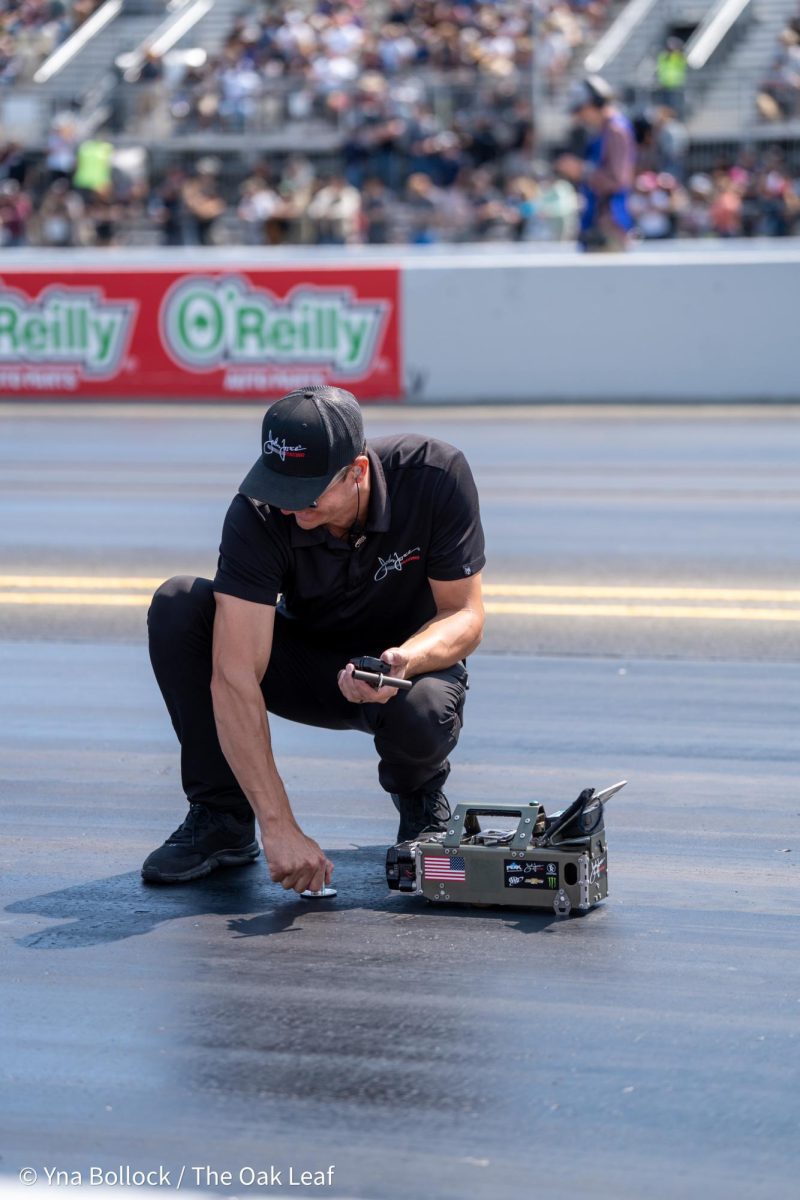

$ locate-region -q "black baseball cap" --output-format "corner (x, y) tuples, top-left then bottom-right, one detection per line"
(568, 75), (613, 113)
(238, 385), (365, 510)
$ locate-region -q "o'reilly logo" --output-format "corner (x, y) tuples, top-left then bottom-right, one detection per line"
(160, 276), (388, 376)
(0, 285), (134, 376)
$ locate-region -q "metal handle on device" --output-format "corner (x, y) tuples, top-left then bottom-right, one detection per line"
(443, 803), (545, 850)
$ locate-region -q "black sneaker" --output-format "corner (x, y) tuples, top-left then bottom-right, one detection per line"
(141, 802), (260, 884)
(391, 789), (452, 843)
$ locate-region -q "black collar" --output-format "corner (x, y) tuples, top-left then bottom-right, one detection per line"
(288, 522), (327, 548)
(287, 445), (392, 548)
(364, 445), (391, 533)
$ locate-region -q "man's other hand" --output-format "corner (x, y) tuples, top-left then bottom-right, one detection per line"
(337, 647), (409, 706)
(263, 820), (333, 894)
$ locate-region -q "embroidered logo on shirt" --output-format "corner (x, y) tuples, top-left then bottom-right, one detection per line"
(374, 546), (421, 582)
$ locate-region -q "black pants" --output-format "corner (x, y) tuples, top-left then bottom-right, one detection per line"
(147, 577), (469, 814)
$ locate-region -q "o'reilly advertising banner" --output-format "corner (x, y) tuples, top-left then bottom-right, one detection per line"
(0, 267), (401, 399)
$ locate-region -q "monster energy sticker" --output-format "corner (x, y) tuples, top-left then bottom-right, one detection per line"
(504, 859), (559, 889)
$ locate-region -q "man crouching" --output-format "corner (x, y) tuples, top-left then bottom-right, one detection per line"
(143, 385), (485, 893)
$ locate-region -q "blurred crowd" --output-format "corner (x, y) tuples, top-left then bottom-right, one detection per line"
(757, 4), (800, 122)
(626, 154), (800, 241)
(0, 0), (102, 84)
(3, 0), (800, 248)
(141, 1), (612, 133)
(4, 125), (799, 248)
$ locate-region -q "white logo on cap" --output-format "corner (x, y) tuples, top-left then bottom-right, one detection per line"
(263, 430), (307, 461)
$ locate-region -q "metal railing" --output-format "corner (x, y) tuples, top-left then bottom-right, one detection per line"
(117, 0), (214, 83)
(33, 0), (123, 85)
(583, 0), (661, 75)
(685, 0), (754, 72)
(112, 67), (537, 141)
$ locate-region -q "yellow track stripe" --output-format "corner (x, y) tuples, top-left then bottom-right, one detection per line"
(482, 583), (800, 603)
(483, 602), (800, 622)
(1, 577), (799, 622)
(0, 592), (151, 607)
(1, 592), (799, 621)
(0, 575), (162, 590)
(1, 577), (799, 603)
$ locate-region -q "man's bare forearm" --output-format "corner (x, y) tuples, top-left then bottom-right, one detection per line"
(210, 674), (297, 828)
(398, 607), (483, 676)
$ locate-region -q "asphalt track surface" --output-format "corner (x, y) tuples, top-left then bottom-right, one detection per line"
(1, 403), (798, 1200)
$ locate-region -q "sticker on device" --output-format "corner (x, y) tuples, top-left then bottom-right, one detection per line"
(503, 860), (559, 889)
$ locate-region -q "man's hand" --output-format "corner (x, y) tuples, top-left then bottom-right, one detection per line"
(262, 819), (334, 894)
(337, 647), (409, 706)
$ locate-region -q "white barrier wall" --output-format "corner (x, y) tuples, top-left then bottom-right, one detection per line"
(402, 250), (800, 402)
(2, 246), (798, 401)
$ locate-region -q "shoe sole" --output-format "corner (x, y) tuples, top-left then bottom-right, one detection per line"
(141, 842), (261, 884)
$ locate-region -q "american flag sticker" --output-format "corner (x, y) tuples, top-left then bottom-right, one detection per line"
(423, 854), (466, 881)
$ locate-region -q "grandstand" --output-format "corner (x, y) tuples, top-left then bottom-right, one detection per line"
(578, 0), (800, 143)
(1, 0), (800, 247)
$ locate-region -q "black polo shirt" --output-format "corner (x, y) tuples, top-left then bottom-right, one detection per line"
(212, 434), (486, 650)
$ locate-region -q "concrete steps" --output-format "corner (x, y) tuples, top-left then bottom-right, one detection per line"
(688, 0), (800, 135)
(167, 0), (243, 58)
(583, 1), (716, 94)
(37, 0), (243, 109)
(37, 7), (165, 106)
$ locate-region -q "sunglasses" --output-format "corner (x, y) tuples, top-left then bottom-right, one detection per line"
(249, 463), (355, 515)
